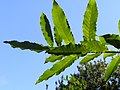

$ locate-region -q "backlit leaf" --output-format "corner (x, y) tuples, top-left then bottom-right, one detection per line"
(45, 54), (64, 63)
(35, 55), (79, 84)
(80, 53), (101, 64)
(52, 0), (75, 44)
(4, 40), (49, 53)
(81, 40), (108, 52)
(104, 56), (120, 81)
(54, 27), (62, 46)
(82, 0), (98, 41)
(103, 53), (116, 60)
(118, 20), (120, 35)
(40, 13), (53, 47)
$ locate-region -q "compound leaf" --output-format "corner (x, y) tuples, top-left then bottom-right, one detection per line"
(83, 0), (98, 41)
(52, 0), (75, 44)
(40, 13), (53, 47)
(35, 55), (79, 84)
(104, 56), (120, 81)
(4, 40), (49, 53)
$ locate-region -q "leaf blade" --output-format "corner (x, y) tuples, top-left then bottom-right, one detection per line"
(103, 53), (116, 60)
(80, 53), (101, 64)
(83, 0), (98, 41)
(101, 34), (120, 49)
(54, 27), (62, 46)
(40, 13), (53, 47)
(4, 40), (49, 53)
(45, 54), (64, 63)
(118, 20), (120, 35)
(104, 56), (120, 81)
(47, 43), (87, 55)
(52, 0), (75, 44)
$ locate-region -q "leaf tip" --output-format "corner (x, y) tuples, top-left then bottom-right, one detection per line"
(4, 41), (8, 43)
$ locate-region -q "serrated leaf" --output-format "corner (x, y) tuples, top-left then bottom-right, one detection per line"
(4, 40), (49, 53)
(103, 53), (116, 60)
(118, 20), (120, 35)
(82, 0), (98, 41)
(54, 27), (62, 46)
(104, 56), (120, 81)
(52, 0), (75, 44)
(47, 43), (87, 55)
(40, 13), (53, 47)
(81, 40), (108, 52)
(101, 34), (120, 49)
(35, 55), (79, 84)
(80, 53), (101, 64)
(45, 54), (64, 63)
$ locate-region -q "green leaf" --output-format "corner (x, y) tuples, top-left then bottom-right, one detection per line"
(47, 43), (87, 55)
(4, 40), (49, 53)
(82, 0), (98, 41)
(103, 53), (116, 60)
(80, 53), (101, 64)
(45, 54), (64, 63)
(101, 34), (120, 49)
(104, 56), (120, 81)
(35, 55), (79, 84)
(54, 27), (62, 46)
(81, 41), (108, 52)
(118, 20), (120, 35)
(52, 0), (75, 44)
(40, 12), (53, 47)
(47, 41), (107, 55)
(99, 36), (107, 45)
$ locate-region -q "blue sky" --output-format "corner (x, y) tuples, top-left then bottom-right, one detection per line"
(0, 0), (120, 90)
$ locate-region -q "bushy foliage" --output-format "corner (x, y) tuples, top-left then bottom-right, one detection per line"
(55, 60), (120, 90)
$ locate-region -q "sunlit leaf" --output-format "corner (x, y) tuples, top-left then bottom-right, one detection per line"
(54, 27), (62, 46)
(45, 54), (64, 63)
(80, 53), (101, 64)
(82, 0), (98, 41)
(103, 53), (116, 60)
(4, 40), (49, 53)
(52, 0), (75, 44)
(104, 56), (120, 81)
(35, 55), (79, 84)
(81, 40), (108, 52)
(101, 34), (120, 49)
(118, 20), (120, 35)
(40, 13), (53, 47)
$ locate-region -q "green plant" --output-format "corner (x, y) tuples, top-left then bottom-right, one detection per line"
(4, 0), (120, 85)
(55, 60), (120, 90)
